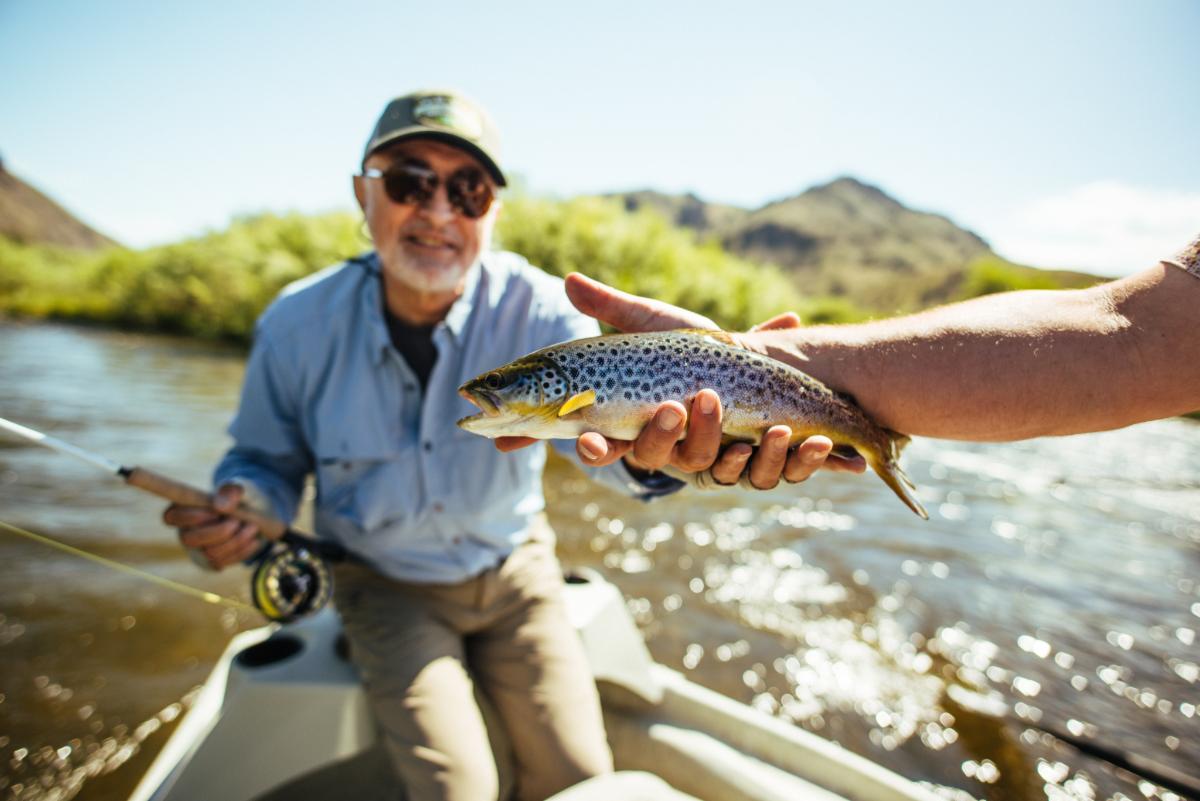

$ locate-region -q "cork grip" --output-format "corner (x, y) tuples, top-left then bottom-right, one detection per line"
(123, 467), (288, 540)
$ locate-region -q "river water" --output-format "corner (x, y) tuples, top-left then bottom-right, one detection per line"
(0, 321), (1197, 801)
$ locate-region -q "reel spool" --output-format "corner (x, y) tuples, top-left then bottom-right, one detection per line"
(250, 541), (333, 622)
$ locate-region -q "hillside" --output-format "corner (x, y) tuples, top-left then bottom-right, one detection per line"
(614, 177), (1099, 313)
(0, 157), (118, 249)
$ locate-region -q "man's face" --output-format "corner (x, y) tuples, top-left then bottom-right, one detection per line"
(354, 138), (499, 297)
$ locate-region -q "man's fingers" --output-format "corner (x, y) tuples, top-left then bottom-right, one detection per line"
(564, 273), (717, 333)
(204, 522), (262, 570)
(782, 435), (833, 483)
(630, 402), (687, 471)
(673, 390), (723, 472)
(709, 443), (752, 485)
(163, 504), (223, 529)
(178, 518), (241, 550)
(577, 432), (630, 467)
(495, 435), (538, 452)
(748, 426), (792, 489)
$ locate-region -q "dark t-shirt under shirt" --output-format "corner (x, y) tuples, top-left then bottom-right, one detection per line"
(384, 311), (437, 391)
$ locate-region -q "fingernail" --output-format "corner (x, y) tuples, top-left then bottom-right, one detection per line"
(804, 445), (830, 463)
(580, 440), (603, 460)
(699, 393), (716, 415)
(657, 408), (683, 430)
(733, 449), (750, 462)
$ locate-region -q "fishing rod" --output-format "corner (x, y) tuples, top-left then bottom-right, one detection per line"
(0, 415), (339, 622)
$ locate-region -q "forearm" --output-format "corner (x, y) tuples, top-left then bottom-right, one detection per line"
(742, 263), (1200, 441)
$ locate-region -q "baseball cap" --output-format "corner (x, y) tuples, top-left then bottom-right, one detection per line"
(363, 90), (506, 186)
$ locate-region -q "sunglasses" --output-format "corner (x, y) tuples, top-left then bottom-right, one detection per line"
(361, 159), (495, 219)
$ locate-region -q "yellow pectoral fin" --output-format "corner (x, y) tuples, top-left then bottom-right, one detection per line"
(558, 389), (597, 417)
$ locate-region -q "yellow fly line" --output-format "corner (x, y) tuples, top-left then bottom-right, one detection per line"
(0, 519), (258, 614)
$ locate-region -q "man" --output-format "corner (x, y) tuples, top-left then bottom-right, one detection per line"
(531, 235), (1200, 485)
(163, 90), (687, 801)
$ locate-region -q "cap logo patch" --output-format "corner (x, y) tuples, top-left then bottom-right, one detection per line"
(413, 95), (482, 140)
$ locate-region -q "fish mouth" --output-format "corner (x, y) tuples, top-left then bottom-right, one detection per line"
(458, 386), (502, 417)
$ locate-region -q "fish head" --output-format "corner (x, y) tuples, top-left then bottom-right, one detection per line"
(456, 354), (572, 438)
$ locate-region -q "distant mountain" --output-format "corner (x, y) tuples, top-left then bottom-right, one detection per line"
(613, 177), (1098, 313)
(0, 156), (118, 249)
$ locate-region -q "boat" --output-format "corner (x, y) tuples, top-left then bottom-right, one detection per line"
(128, 568), (942, 801)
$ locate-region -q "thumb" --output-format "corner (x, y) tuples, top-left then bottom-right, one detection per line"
(751, 311), (802, 331)
(563, 272), (626, 327)
(212, 483), (244, 515)
(564, 272), (717, 333)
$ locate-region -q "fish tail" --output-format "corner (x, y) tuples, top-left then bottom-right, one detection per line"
(872, 455), (928, 519)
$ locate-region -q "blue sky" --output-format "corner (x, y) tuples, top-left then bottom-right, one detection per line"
(2, 0), (1197, 276)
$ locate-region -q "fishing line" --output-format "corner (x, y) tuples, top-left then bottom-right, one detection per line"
(0, 518), (258, 614)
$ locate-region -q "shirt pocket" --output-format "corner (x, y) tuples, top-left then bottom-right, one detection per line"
(313, 437), (413, 537)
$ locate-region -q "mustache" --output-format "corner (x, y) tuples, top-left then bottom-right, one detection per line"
(400, 225), (462, 246)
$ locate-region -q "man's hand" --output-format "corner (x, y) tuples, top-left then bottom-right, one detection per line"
(162, 483), (262, 570)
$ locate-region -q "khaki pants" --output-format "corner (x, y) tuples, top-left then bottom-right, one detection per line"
(333, 526), (613, 801)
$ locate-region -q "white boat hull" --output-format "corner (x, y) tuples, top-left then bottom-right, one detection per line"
(130, 570), (939, 801)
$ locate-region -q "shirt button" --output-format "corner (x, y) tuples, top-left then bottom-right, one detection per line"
(451, 536), (462, 545)
(405, 383), (417, 392)
(423, 442), (433, 452)
(432, 502), (444, 513)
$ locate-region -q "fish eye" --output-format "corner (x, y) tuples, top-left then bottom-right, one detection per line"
(483, 372), (507, 390)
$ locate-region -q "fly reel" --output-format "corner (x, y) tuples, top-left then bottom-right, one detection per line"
(250, 540), (333, 622)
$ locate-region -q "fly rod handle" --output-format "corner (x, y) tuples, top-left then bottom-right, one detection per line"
(122, 467), (288, 540)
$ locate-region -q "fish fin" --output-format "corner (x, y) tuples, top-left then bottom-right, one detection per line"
(558, 388), (597, 417)
(873, 458), (928, 519)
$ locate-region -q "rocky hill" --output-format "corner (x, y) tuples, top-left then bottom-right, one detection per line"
(0, 156), (117, 249)
(614, 177), (1097, 313)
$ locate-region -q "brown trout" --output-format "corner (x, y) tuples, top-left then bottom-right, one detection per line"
(457, 330), (927, 518)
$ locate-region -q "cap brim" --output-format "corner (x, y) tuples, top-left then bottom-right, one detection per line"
(364, 128), (506, 187)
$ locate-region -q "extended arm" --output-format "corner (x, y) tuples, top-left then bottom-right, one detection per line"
(740, 261), (1200, 441)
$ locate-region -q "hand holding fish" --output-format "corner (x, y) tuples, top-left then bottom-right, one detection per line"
(556, 273), (867, 488)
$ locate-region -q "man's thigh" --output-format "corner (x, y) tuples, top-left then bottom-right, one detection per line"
(468, 538), (613, 801)
(335, 566), (503, 801)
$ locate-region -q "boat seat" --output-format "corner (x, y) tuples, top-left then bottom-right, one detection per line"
(546, 771), (702, 801)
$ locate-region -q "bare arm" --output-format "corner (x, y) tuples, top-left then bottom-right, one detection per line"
(739, 262), (1200, 441)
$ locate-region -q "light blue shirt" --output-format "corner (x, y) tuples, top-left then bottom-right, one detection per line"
(215, 251), (679, 583)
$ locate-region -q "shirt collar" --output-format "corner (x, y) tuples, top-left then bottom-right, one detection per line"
(361, 251), (485, 366)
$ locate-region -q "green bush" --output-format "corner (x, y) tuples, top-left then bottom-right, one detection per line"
(956, 255), (1062, 298)
(1, 212), (364, 342)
